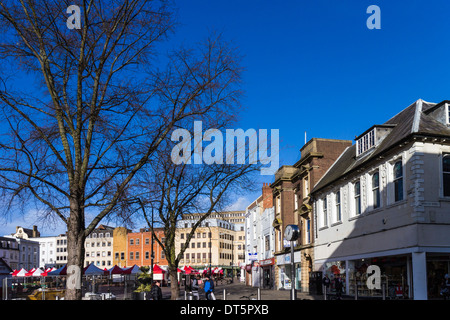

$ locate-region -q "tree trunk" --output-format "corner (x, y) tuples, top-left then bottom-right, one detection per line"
(169, 265), (180, 300)
(65, 199), (86, 300)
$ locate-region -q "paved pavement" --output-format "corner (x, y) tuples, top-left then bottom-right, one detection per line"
(160, 280), (327, 300)
(97, 280), (354, 300)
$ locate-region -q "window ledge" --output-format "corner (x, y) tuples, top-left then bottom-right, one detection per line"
(330, 221), (342, 227)
(385, 199), (407, 209)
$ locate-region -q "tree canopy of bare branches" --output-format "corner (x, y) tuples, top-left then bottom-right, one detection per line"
(0, 0), (245, 300)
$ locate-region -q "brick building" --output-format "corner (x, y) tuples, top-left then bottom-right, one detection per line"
(127, 228), (168, 268)
(271, 138), (352, 292)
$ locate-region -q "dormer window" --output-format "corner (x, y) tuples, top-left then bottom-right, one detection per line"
(355, 125), (395, 157)
(447, 103), (450, 125)
(356, 129), (375, 156)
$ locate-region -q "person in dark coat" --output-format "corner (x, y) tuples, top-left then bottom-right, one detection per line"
(151, 280), (163, 300)
(334, 276), (343, 300)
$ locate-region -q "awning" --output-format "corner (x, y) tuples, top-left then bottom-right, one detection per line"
(83, 263), (105, 275)
(26, 268), (44, 277)
(12, 268), (28, 277)
(42, 267), (56, 276)
(152, 264), (164, 274)
(48, 265), (67, 276)
(183, 266), (198, 274)
(105, 265), (124, 275)
(122, 264), (141, 275)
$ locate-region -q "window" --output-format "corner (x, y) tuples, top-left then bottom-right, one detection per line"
(304, 177), (309, 197)
(322, 197), (328, 226)
(294, 193), (298, 210)
(356, 129), (376, 156)
(354, 181), (361, 215)
(443, 154), (450, 197)
(393, 160), (403, 202)
(372, 171), (380, 208)
(305, 219), (311, 244)
(335, 191), (341, 221)
(447, 103), (450, 125)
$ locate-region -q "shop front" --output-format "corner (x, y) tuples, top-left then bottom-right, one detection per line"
(276, 251), (301, 291)
(321, 255), (411, 299)
(319, 251), (450, 299)
(259, 258), (275, 289)
(426, 253), (450, 299)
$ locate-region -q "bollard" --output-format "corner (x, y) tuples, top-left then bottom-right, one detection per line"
(223, 289), (226, 300)
(184, 291), (187, 300)
(382, 283), (386, 300)
(323, 285), (327, 300)
(354, 283), (358, 300)
(257, 287), (261, 300)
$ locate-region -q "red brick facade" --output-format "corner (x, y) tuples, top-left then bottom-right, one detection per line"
(126, 228), (168, 267)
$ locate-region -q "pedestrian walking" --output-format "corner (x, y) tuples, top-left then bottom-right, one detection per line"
(204, 275), (216, 300)
(191, 275), (200, 300)
(334, 276), (343, 300)
(322, 274), (330, 296)
(150, 280), (162, 300)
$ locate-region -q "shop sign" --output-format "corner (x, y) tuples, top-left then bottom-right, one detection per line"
(259, 258), (275, 266)
(248, 252), (258, 261)
(284, 255), (291, 264)
(276, 252), (301, 265)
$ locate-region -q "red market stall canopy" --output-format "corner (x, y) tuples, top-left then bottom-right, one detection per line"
(26, 268), (44, 277)
(183, 266), (198, 274)
(122, 264), (141, 275)
(104, 265), (124, 275)
(42, 267), (56, 276)
(152, 264), (164, 274)
(12, 268), (28, 277)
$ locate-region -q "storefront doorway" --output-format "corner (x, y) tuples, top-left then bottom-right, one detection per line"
(427, 255), (450, 299)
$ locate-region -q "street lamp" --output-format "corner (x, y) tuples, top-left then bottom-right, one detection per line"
(206, 223), (212, 276)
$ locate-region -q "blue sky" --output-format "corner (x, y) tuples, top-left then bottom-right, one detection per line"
(3, 0), (450, 235)
(170, 0), (450, 206)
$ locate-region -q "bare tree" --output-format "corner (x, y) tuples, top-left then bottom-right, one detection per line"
(0, 0), (244, 300)
(135, 138), (259, 300)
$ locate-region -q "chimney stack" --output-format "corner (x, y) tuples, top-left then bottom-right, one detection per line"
(262, 183), (273, 209)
